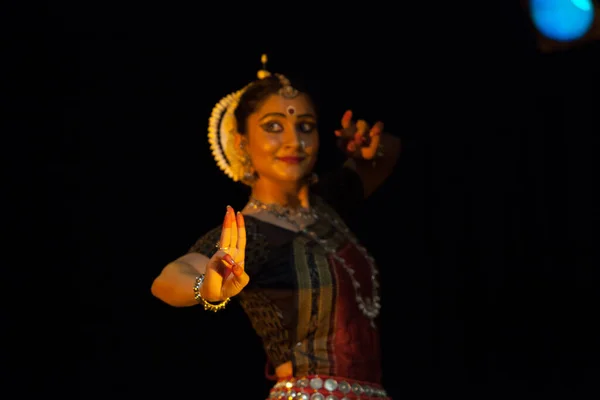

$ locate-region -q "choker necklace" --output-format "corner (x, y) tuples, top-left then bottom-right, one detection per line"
(247, 197), (315, 221)
(247, 196), (381, 326)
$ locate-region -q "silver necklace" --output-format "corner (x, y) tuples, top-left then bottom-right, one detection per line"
(247, 197), (381, 326)
(246, 199), (314, 221)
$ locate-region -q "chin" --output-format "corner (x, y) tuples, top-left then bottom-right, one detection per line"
(273, 167), (309, 181)
(280, 176), (306, 183)
(275, 172), (308, 183)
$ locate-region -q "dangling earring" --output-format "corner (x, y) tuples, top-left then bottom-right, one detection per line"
(309, 172), (319, 185)
(243, 170), (256, 184)
(239, 141), (257, 185)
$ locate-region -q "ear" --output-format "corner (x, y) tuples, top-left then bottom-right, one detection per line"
(234, 133), (247, 157)
(234, 132), (243, 149)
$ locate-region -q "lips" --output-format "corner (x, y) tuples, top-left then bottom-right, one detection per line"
(277, 156), (306, 164)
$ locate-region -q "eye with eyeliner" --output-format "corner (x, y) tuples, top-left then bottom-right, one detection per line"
(298, 122), (316, 133)
(260, 119), (316, 134)
(260, 121), (283, 133)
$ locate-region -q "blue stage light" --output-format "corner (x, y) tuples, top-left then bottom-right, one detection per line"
(530, 0), (595, 41)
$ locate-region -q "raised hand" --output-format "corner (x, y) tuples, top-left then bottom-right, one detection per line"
(200, 205), (249, 301)
(334, 110), (383, 160)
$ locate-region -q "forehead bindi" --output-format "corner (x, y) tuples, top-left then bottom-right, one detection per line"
(257, 94), (315, 119)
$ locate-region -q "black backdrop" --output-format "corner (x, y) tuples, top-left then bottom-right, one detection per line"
(66, 5), (600, 399)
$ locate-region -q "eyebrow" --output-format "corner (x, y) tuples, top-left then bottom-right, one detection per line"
(259, 112), (317, 121)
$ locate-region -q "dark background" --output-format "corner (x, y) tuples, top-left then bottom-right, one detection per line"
(47, 3), (600, 399)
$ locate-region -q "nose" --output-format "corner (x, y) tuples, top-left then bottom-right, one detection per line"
(282, 129), (304, 150)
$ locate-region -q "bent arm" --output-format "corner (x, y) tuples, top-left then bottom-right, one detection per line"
(151, 252), (210, 307)
(345, 132), (401, 198)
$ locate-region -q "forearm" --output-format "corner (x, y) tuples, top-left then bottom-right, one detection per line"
(151, 261), (202, 307)
(345, 132), (401, 198)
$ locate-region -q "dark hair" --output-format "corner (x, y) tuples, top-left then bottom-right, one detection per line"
(234, 75), (313, 135)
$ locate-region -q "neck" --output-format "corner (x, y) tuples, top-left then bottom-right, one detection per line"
(250, 177), (311, 209)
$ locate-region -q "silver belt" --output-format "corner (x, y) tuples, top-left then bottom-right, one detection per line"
(269, 375), (389, 399)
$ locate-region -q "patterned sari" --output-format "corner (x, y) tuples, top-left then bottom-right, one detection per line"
(188, 168), (389, 398)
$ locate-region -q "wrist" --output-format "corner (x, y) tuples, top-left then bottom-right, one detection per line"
(198, 283), (222, 303)
(193, 274), (230, 311)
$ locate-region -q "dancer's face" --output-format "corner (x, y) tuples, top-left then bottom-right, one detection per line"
(241, 93), (319, 184)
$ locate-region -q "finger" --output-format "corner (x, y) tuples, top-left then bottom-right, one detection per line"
(356, 119), (370, 136)
(360, 134), (380, 160)
(369, 121), (384, 137)
(212, 250), (237, 281)
(352, 119), (368, 143)
(211, 249), (233, 272)
(218, 252), (239, 280)
(222, 267), (250, 298)
(231, 260), (249, 287)
(203, 250), (229, 298)
(229, 207), (238, 252)
(236, 212), (246, 255)
(232, 269), (249, 290)
(341, 110), (353, 129)
(353, 131), (367, 145)
(219, 206), (233, 250)
(232, 261), (244, 278)
(356, 119), (369, 131)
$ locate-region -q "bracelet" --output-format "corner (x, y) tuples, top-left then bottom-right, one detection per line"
(376, 143), (384, 158)
(371, 143), (384, 167)
(193, 274), (230, 312)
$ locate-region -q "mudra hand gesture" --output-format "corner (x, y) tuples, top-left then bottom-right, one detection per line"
(334, 109), (384, 160)
(201, 206), (250, 301)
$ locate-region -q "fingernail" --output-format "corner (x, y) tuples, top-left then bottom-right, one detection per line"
(223, 254), (236, 265)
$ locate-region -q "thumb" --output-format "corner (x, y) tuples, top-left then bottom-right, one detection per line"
(221, 261), (249, 298)
(231, 262), (249, 286)
(222, 268), (249, 299)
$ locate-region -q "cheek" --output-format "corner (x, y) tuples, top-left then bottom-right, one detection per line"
(251, 137), (280, 157)
(307, 135), (319, 152)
